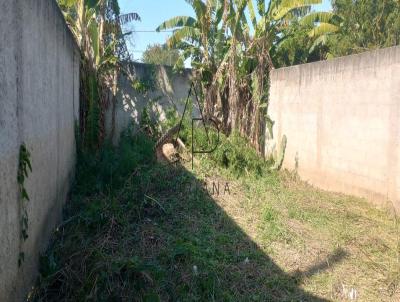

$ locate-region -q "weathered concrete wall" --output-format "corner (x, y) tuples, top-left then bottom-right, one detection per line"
(269, 46), (400, 209)
(105, 62), (194, 142)
(0, 0), (79, 300)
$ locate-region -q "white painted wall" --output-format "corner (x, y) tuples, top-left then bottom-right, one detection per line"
(0, 0), (79, 300)
(269, 46), (400, 209)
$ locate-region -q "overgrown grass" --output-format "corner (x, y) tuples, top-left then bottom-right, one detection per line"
(31, 125), (400, 301)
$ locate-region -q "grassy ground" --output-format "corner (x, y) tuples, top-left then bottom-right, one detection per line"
(31, 129), (400, 301)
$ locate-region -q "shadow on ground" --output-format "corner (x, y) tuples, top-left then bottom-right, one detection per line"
(136, 163), (340, 301)
(32, 136), (345, 301)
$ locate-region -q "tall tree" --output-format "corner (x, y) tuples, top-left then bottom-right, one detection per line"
(156, 0), (229, 86)
(272, 11), (340, 67)
(222, 0), (337, 151)
(328, 0), (400, 57)
(142, 44), (181, 66)
(158, 0), (335, 154)
(57, 0), (140, 147)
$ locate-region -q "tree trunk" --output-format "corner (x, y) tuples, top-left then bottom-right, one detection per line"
(202, 44), (270, 155)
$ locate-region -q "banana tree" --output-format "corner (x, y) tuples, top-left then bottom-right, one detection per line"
(217, 0), (338, 152)
(156, 0), (229, 85)
(240, 1), (338, 151)
(156, 0), (244, 133)
(301, 11), (341, 57)
(157, 0), (335, 154)
(59, 0), (139, 69)
(58, 0), (140, 147)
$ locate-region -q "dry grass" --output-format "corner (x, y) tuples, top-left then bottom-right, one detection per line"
(193, 158), (400, 301)
(31, 132), (400, 301)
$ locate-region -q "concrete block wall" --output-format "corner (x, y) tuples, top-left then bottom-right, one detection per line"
(0, 0), (79, 300)
(269, 46), (400, 209)
(105, 62), (194, 143)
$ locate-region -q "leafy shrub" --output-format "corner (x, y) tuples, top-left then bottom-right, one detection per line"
(159, 110), (272, 177)
(74, 130), (155, 196)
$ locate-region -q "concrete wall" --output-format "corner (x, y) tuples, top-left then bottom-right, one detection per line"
(0, 0), (79, 300)
(269, 46), (400, 209)
(106, 62), (194, 142)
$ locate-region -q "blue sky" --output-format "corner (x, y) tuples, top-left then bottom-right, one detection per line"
(119, 0), (332, 62)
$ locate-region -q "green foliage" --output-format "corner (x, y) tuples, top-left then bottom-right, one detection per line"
(85, 72), (101, 149)
(58, 0), (140, 149)
(33, 125), (400, 301)
(273, 21), (321, 67)
(32, 130), (282, 301)
(75, 131), (155, 196)
(208, 131), (270, 177)
(328, 0), (400, 57)
(241, 0), (400, 67)
(132, 65), (157, 94)
(156, 16), (197, 31)
(32, 132), (158, 300)
(140, 107), (159, 137)
(156, 0), (331, 155)
(271, 135), (287, 171)
(18, 144), (32, 267)
(155, 0), (228, 83)
(260, 205), (290, 243)
(142, 43), (181, 67)
(161, 113), (274, 177)
(140, 107), (152, 129)
(132, 78), (154, 94)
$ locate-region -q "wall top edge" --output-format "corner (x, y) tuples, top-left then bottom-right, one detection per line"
(50, 0), (80, 53)
(129, 61), (193, 72)
(271, 45), (400, 78)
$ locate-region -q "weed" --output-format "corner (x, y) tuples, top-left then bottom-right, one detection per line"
(31, 127), (400, 302)
(159, 108), (274, 177)
(18, 143), (32, 266)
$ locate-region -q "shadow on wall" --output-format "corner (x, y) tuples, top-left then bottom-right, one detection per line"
(105, 62), (196, 144)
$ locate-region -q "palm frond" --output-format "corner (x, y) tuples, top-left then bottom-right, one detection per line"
(300, 11), (336, 26)
(213, 46), (232, 84)
(118, 12), (141, 25)
(233, 0), (248, 36)
(166, 27), (200, 47)
(309, 34), (327, 53)
(185, 0), (207, 20)
(58, 0), (77, 8)
(109, 0), (120, 16)
(85, 7), (97, 28)
(156, 16), (197, 31)
(271, 0), (322, 21)
(288, 5), (311, 18)
(309, 22), (339, 37)
(247, 0), (257, 28)
(215, 0), (226, 25)
(257, 0), (265, 15)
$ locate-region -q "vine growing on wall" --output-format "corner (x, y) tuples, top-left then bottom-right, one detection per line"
(18, 143), (32, 267)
